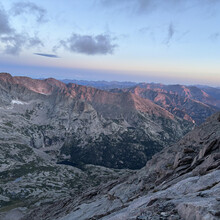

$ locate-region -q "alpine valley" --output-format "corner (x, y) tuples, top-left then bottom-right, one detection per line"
(0, 73), (219, 220)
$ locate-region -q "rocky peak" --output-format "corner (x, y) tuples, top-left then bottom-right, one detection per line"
(0, 72), (14, 83)
(66, 83), (174, 119)
(0, 73), (68, 96)
(44, 78), (67, 90)
(13, 76), (54, 95)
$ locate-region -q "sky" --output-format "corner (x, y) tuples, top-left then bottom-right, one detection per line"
(0, 0), (220, 86)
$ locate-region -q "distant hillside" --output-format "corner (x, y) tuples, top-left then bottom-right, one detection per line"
(112, 85), (219, 125)
(61, 79), (219, 125)
(62, 79), (137, 90)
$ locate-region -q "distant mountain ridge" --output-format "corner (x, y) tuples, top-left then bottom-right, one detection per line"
(61, 79), (220, 107)
(61, 79), (220, 99)
(136, 83), (220, 107)
(111, 85), (218, 125)
(62, 79), (138, 90)
(61, 78), (220, 125)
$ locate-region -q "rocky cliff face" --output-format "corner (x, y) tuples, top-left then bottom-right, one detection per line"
(21, 112), (220, 220)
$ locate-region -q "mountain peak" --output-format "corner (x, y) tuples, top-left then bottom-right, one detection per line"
(0, 72), (13, 82)
(44, 78), (67, 89)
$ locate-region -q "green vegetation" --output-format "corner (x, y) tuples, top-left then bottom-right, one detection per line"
(24, 109), (35, 120)
(0, 162), (56, 182)
(0, 200), (27, 212)
(3, 121), (13, 128)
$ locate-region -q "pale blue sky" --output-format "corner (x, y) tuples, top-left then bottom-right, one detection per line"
(0, 0), (220, 86)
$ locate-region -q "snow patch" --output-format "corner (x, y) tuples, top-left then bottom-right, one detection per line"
(11, 100), (28, 105)
(0, 100), (29, 110)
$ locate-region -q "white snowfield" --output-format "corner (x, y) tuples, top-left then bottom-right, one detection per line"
(11, 100), (28, 105)
(0, 100), (29, 110)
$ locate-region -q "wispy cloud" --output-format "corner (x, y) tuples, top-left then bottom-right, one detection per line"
(0, 5), (43, 55)
(58, 33), (117, 55)
(99, 0), (178, 14)
(1, 34), (26, 55)
(99, 0), (128, 7)
(163, 23), (175, 45)
(209, 32), (220, 41)
(34, 53), (59, 58)
(11, 1), (47, 23)
(1, 34), (43, 55)
(99, 0), (220, 15)
(28, 36), (44, 47)
(0, 7), (13, 34)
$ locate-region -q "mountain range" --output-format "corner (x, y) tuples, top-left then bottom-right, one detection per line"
(0, 73), (193, 170)
(0, 73), (219, 219)
(62, 79), (220, 125)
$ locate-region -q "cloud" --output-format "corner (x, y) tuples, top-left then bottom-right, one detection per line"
(11, 1), (47, 23)
(99, 0), (128, 7)
(0, 34), (43, 55)
(0, 7), (13, 34)
(136, 0), (158, 13)
(0, 5), (43, 55)
(28, 36), (44, 47)
(59, 33), (117, 55)
(99, 0), (171, 14)
(138, 27), (151, 34)
(99, 0), (220, 15)
(209, 32), (220, 41)
(163, 23), (175, 45)
(34, 53), (59, 58)
(0, 34), (26, 55)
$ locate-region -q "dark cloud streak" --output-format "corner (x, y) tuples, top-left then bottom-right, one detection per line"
(34, 53), (59, 58)
(164, 23), (175, 45)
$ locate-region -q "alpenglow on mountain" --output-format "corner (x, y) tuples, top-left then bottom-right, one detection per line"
(64, 79), (220, 125)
